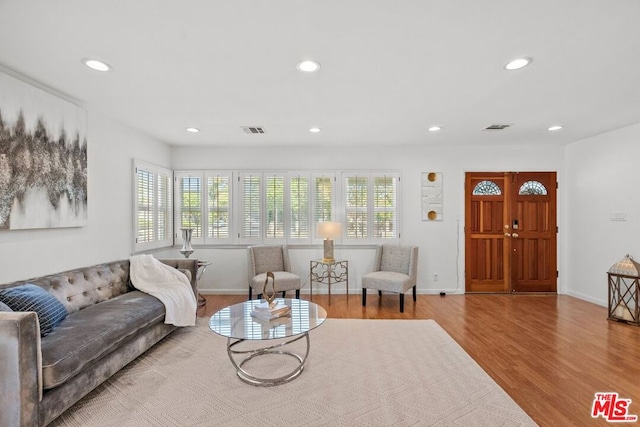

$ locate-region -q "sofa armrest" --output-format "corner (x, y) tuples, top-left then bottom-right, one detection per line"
(0, 312), (40, 427)
(159, 259), (199, 297)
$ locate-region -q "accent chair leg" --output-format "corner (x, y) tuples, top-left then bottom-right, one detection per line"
(413, 285), (417, 302)
(399, 293), (405, 313)
(295, 289), (300, 299)
(362, 288), (367, 307)
(249, 287), (253, 300)
(281, 291), (286, 298)
(378, 290), (382, 297)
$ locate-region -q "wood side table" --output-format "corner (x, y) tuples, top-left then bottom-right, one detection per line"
(310, 259), (348, 305)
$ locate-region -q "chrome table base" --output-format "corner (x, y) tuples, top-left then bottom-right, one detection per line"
(226, 333), (310, 386)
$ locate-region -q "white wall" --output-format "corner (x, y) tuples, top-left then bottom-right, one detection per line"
(564, 122), (640, 306)
(0, 112), (171, 283)
(165, 144), (565, 296)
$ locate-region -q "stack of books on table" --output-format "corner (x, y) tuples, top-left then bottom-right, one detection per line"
(251, 301), (291, 321)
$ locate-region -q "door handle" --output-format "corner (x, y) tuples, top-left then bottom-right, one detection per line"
(512, 232), (519, 238)
(504, 232), (511, 237)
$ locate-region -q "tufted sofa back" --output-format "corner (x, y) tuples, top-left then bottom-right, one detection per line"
(0, 260), (131, 314)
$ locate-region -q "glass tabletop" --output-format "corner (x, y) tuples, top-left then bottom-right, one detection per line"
(209, 298), (327, 340)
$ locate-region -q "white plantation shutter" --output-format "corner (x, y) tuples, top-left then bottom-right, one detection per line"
(312, 173), (335, 240)
(157, 171), (173, 242)
(238, 173), (261, 243)
(206, 173), (232, 243)
(289, 173), (310, 242)
(265, 174), (285, 241)
(373, 175), (397, 238)
(133, 160), (173, 252)
(344, 174), (369, 239)
(175, 173), (204, 244)
(136, 168), (153, 244)
(343, 172), (400, 243)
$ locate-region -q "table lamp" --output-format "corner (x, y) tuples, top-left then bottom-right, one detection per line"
(317, 221), (342, 263)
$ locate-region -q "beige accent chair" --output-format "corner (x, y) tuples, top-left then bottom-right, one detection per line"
(362, 245), (419, 312)
(248, 245), (301, 300)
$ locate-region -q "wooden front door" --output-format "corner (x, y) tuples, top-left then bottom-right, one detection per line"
(465, 172), (557, 293)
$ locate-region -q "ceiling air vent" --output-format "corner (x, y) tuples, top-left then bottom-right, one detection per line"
(241, 126), (266, 134)
(483, 124), (511, 131)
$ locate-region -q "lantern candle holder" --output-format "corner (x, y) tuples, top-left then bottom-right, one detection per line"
(608, 254), (640, 326)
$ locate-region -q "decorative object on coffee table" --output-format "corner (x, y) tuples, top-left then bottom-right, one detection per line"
(262, 271), (277, 307)
(608, 254), (640, 325)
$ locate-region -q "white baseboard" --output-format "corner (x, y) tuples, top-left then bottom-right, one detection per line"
(564, 290), (607, 307)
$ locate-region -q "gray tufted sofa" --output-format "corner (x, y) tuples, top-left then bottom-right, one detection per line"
(0, 258), (198, 427)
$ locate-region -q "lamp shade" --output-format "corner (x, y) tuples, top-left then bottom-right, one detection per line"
(317, 221), (342, 239)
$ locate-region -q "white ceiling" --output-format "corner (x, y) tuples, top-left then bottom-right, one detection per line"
(1, 0), (639, 148)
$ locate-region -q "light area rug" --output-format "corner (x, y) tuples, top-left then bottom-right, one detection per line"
(50, 319), (536, 427)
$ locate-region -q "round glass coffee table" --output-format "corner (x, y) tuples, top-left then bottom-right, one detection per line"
(209, 298), (327, 386)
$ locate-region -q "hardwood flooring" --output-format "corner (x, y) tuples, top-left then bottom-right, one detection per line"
(198, 293), (640, 426)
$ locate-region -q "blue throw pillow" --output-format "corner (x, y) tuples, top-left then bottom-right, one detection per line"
(0, 284), (67, 336)
(0, 300), (13, 312)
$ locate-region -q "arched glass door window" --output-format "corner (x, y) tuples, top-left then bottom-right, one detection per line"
(518, 180), (547, 195)
(472, 180), (502, 195)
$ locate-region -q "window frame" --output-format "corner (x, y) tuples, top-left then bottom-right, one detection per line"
(132, 160), (173, 252)
(341, 171), (401, 245)
(168, 169), (399, 246)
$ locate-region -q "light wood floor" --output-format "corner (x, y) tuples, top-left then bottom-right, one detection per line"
(198, 293), (640, 426)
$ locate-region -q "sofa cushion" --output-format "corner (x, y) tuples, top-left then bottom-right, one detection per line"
(40, 290), (166, 389)
(0, 284), (67, 336)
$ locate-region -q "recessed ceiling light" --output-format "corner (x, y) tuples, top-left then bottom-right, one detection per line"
(297, 60), (320, 73)
(82, 58), (112, 72)
(428, 126), (442, 132)
(504, 57), (532, 71)
(548, 125), (563, 131)
(186, 127), (200, 133)
(309, 127), (321, 133)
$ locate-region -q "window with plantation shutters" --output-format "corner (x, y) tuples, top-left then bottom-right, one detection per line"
(289, 174), (310, 241)
(374, 175), (397, 238)
(133, 160), (173, 252)
(345, 174), (369, 239)
(238, 173), (261, 242)
(343, 172), (399, 243)
(136, 168), (153, 244)
(162, 169), (396, 246)
(265, 174), (285, 240)
(157, 172), (172, 241)
(312, 174), (335, 240)
(177, 174), (203, 241)
(207, 173), (231, 242)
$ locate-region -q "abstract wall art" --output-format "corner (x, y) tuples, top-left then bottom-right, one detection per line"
(0, 70), (87, 230)
(421, 172), (443, 221)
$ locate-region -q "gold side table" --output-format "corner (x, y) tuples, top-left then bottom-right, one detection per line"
(310, 259), (348, 305)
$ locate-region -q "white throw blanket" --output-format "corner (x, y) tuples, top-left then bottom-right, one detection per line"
(129, 255), (197, 327)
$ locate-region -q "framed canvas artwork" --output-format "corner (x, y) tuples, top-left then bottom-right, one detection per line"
(0, 70), (87, 230)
